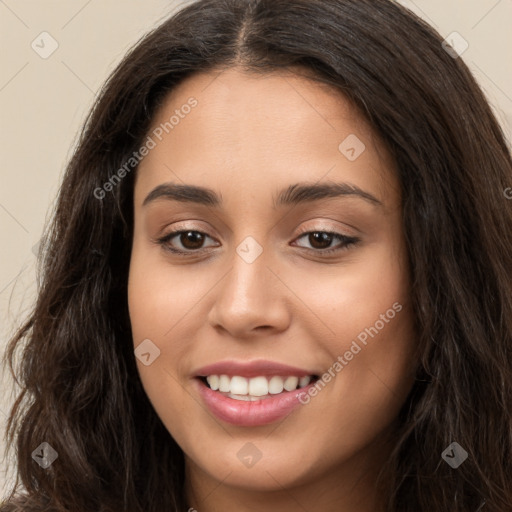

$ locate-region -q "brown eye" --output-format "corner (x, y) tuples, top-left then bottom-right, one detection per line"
(178, 231), (206, 250)
(307, 232), (335, 250)
(157, 229), (218, 254)
(294, 230), (360, 255)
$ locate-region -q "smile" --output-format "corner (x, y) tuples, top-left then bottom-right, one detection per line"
(202, 374), (317, 400)
(193, 360), (321, 426)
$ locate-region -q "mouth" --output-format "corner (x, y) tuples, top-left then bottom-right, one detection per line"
(193, 360), (322, 426)
(198, 374), (320, 401)
(195, 374), (320, 426)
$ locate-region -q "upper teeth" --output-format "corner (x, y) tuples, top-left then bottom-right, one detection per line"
(206, 375), (312, 396)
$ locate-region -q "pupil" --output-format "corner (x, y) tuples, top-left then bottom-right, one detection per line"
(310, 232), (332, 249)
(181, 231), (204, 249)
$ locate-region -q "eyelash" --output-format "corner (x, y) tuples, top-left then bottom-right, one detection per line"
(155, 227), (360, 257)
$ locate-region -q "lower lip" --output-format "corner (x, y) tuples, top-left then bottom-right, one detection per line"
(195, 378), (316, 427)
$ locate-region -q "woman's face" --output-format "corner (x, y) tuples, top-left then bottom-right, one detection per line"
(128, 67), (416, 507)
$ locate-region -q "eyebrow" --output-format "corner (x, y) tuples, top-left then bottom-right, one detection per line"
(142, 181), (383, 209)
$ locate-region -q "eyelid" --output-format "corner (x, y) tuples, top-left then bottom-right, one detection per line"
(155, 222), (360, 256)
(291, 229), (360, 254)
(155, 227), (219, 254)
(294, 222), (356, 238)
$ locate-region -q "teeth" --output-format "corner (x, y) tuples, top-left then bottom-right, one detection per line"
(283, 376), (299, 391)
(219, 375), (231, 392)
(299, 376), (311, 388)
(206, 375), (219, 391)
(248, 376), (268, 396)
(230, 376), (248, 395)
(204, 374), (313, 397)
(268, 376), (284, 394)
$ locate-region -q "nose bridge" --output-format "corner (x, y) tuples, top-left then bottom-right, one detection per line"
(207, 234), (290, 336)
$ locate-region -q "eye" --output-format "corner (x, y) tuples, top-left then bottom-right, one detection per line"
(156, 229), (218, 255)
(155, 228), (360, 257)
(293, 230), (360, 255)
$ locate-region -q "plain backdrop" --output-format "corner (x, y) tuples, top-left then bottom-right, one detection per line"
(1, 0), (511, 498)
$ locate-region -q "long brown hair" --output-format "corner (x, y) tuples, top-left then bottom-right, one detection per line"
(2, 0), (512, 510)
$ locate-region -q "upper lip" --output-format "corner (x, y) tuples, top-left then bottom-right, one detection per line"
(194, 360), (318, 379)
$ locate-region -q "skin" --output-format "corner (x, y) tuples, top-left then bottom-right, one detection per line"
(128, 67), (417, 512)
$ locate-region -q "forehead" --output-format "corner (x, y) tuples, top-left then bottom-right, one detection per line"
(134, 67), (399, 210)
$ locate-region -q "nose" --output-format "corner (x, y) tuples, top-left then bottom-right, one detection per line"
(207, 243), (291, 339)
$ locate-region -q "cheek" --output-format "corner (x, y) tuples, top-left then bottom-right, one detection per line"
(127, 237), (208, 341)
(286, 237), (409, 340)
(127, 239), (214, 417)
(287, 239), (415, 425)
(127, 250), (198, 439)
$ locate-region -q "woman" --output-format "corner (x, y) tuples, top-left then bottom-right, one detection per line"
(2, 0), (512, 510)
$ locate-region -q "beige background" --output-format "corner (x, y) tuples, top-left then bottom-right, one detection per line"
(1, 0), (511, 498)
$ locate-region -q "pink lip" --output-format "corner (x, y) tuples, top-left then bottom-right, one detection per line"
(194, 359), (317, 378)
(195, 378), (317, 427)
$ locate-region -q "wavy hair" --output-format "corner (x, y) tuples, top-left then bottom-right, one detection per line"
(2, 0), (512, 510)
